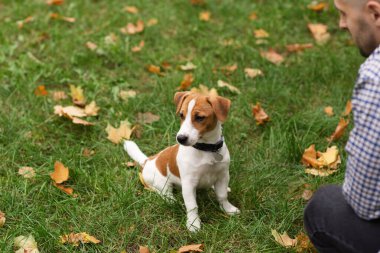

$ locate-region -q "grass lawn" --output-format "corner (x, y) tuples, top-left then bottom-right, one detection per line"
(0, 0), (362, 252)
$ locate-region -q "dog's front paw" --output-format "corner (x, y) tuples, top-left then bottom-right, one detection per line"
(186, 217), (201, 232)
(221, 202), (240, 215)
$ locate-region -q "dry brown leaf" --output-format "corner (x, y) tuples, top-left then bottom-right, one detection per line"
(254, 29), (269, 38)
(131, 40), (145, 52)
(85, 41), (97, 51)
(308, 23), (330, 44)
(180, 62), (197, 71)
(147, 18), (158, 26)
(18, 167), (36, 179)
(46, 0), (64, 5)
(295, 232), (315, 252)
(199, 11), (211, 21)
(53, 182), (74, 195)
(252, 102), (270, 125)
(62, 16), (75, 23)
(136, 112), (160, 124)
(178, 244), (204, 253)
(82, 148), (95, 157)
(260, 49), (284, 65)
(34, 85), (48, 96)
(161, 61), (171, 70)
(54, 105), (86, 118)
(106, 120), (135, 144)
(147, 64), (161, 75)
(318, 146), (339, 165)
(308, 2), (328, 12)
(139, 246), (150, 253)
(286, 43), (313, 53)
(52, 91), (67, 101)
(50, 161), (69, 184)
(125, 161), (136, 167)
(271, 230), (297, 248)
(17, 16), (34, 29)
(60, 232), (100, 246)
(69, 85), (86, 107)
(84, 101), (100, 116)
(324, 106), (334, 117)
(220, 64), (238, 75)
(120, 20), (144, 35)
(249, 12), (258, 20)
(302, 189), (313, 201)
(342, 100), (352, 116)
(327, 118), (349, 142)
(301, 145), (324, 168)
(124, 6), (139, 14)
(305, 168), (337, 176)
(119, 90), (137, 101)
(14, 235), (39, 253)
(0, 211), (5, 227)
(245, 68), (264, 78)
(178, 73), (194, 90)
(217, 80), (240, 94)
(303, 145), (341, 176)
(72, 117), (94, 126)
(190, 85), (218, 97)
(49, 13), (75, 23)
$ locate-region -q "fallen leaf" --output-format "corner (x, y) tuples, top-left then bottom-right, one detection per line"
(131, 40), (145, 52)
(147, 18), (158, 26)
(220, 64), (238, 75)
(147, 64), (162, 75)
(69, 85), (86, 107)
(120, 20), (144, 35)
(260, 49), (284, 65)
(125, 161), (136, 167)
(302, 145), (341, 176)
(0, 211), (5, 227)
(256, 39), (268, 45)
(106, 120), (136, 144)
(180, 62), (197, 71)
(60, 232), (100, 246)
(217, 80), (240, 94)
(49, 13), (75, 23)
(342, 100), (352, 116)
(308, 23), (330, 44)
(301, 144), (324, 168)
(105, 33), (118, 45)
(46, 0), (64, 5)
(85, 41), (98, 51)
(308, 2), (328, 12)
(302, 189), (313, 201)
(245, 68), (264, 78)
(271, 229), (297, 248)
(249, 12), (258, 20)
(119, 90), (137, 101)
(54, 105), (87, 118)
(254, 29), (269, 38)
(327, 118), (349, 142)
(53, 182), (74, 195)
(82, 148), (95, 157)
(17, 16), (34, 29)
(137, 112), (160, 124)
(52, 91), (68, 101)
(318, 146), (339, 165)
(161, 61), (171, 70)
(190, 84), (218, 97)
(72, 117), (95, 126)
(139, 246), (150, 253)
(14, 235), (39, 253)
(34, 85), (48, 96)
(295, 232), (315, 252)
(178, 73), (194, 90)
(178, 244), (204, 253)
(324, 106), (334, 117)
(124, 6), (138, 14)
(84, 101), (100, 116)
(190, 0), (205, 5)
(50, 161), (69, 184)
(305, 168), (337, 176)
(252, 102), (270, 125)
(286, 43), (313, 53)
(18, 167), (36, 179)
(199, 11), (211, 21)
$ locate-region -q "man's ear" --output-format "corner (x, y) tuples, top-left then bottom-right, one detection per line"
(174, 92), (189, 114)
(367, 1), (380, 26)
(208, 96), (231, 123)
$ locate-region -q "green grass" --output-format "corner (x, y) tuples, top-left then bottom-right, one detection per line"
(0, 0), (361, 252)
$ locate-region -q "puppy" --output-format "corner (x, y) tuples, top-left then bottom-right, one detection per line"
(124, 91), (240, 232)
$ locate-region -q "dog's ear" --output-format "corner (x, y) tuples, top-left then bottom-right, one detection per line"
(208, 96), (231, 122)
(174, 92), (189, 114)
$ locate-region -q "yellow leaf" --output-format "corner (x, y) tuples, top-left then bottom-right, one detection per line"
(244, 68), (263, 78)
(317, 146), (339, 165)
(324, 106), (334, 117)
(190, 85), (218, 97)
(69, 85), (86, 106)
(84, 101), (100, 116)
(301, 189), (313, 201)
(106, 120), (136, 144)
(305, 168), (338, 176)
(254, 29), (269, 38)
(271, 229), (297, 248)
(249, 12), (258, 20)
(50, 161), (69, 184)
(72, 117), (95, 126)
(60, 232), (100, 246)
(119, 90), (137, 101)
(147, 64), (162, 74)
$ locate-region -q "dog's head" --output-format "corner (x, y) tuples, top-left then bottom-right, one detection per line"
(174, 91), (231, 146)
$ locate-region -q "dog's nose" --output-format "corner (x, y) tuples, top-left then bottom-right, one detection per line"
(177, 134), (188, 145)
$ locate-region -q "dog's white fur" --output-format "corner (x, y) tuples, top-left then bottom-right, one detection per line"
(124, 95), (239, 232)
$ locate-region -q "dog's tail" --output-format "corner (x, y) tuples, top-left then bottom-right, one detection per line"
(123, 140), (148, 166)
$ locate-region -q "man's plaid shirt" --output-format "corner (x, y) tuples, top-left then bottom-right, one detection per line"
(343, 45), (380, 220)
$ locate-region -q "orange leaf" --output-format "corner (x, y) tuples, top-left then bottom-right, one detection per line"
(342, 100), (352, 116)
(260, 49), (284, 65)
(139, 246), (150, 253)
(254, 29), (269, 38)
(252, 102), (270, 125)
(0, 211), (5, 227)
(82, 148), (95, 157)
(178, 73), (194, 90)
(147, 64), (161, 74)
(131, 40), (145, 52)
(50, 161), (69, 184)
(72, 117), (95, 126)
(327, 118), (349, 142)
(34, 85), (48, 96)
(220, 64), (238, 75)
(190, 0), (205, 5)
(178, 244), (204, 253)
(308, 2), (328, 12)
(324, 106), (334, 117)
(286, 43), (313, 53)
(301, 144), (324, 168)
(120, 20), (144, 35)
(249, 12), (258, 20)
(17, 16), (34, 29)
(46, 0), (64, 5)
(124, 6), (139, 14)
(53, 182), (74, 195)
(199, 11), (211, 21)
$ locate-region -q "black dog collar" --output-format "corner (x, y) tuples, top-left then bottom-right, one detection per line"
(192, 137), (224, 152)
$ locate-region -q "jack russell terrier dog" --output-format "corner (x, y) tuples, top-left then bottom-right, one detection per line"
(124, 91), (240, 232)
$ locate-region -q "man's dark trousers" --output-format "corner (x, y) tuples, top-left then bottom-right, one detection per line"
(304, 185), (380, 253)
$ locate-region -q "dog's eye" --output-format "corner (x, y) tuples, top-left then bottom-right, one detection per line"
(179, 112), (185, 119)
(195, 115), (205, 122)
